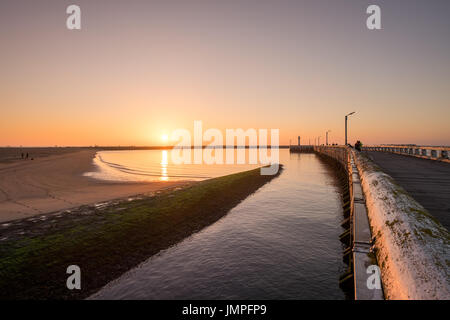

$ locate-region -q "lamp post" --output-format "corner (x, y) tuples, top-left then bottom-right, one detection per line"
(345, 112), (355, 146)
(326, 130), (331, 146)
(318, 136), (321, 146)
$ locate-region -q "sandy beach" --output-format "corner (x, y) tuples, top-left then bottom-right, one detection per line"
(0, 149), (183, 222)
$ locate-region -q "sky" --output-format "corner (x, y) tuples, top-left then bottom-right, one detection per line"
(0, 0), (449, 146)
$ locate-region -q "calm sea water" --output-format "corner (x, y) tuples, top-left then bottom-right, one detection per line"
(90, 150), (347, 300)
(84, 149), (261, 182)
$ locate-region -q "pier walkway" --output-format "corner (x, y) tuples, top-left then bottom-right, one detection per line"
(365, 150), (450, 230)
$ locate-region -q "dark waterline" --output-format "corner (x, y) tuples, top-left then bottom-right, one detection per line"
(92, 151), (347, 299)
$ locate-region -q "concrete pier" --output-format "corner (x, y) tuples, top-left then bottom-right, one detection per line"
(289, 145), (314, 153)
(353, 150), (449, 299)
(286, 143), (449, 299)
(314, 145), (450, 299)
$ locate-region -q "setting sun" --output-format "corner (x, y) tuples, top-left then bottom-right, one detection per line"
(161, 134), (169, 143)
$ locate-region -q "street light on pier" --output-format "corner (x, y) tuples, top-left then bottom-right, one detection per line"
(326, 130), (331, 146)
(345, 112), (356, 146)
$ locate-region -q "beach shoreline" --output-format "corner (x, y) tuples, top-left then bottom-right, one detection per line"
(0, 149), (185, 222)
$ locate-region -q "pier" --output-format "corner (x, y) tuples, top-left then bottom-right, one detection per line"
(290, 144), (449, 299)
(288, 145), (314, 153)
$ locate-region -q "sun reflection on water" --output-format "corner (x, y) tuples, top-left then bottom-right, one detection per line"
(160, 150), (169, 181)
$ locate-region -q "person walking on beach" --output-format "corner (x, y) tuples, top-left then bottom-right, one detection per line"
(355, 140), (363, 151)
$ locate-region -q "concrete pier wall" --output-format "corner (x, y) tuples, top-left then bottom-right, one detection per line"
(314, 146), (383, 300)
(289, 145), (314, 153)
(313, 146), (348, 167)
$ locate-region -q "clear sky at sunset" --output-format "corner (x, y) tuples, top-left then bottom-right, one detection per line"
(1, 0), (449, 146)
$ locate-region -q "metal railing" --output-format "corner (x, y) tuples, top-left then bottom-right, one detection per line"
(363, 145), (450, 162)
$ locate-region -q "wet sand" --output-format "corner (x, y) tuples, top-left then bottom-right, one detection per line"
(0, 149), (184, 222)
